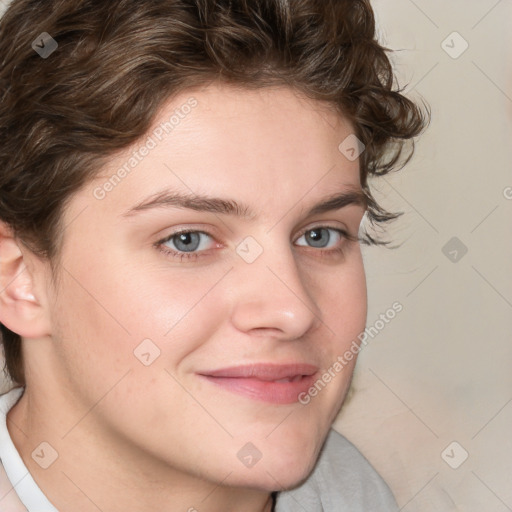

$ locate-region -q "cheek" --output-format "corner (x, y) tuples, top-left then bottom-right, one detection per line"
(51, 257), (228, 373)
(316, 249), (367, 348)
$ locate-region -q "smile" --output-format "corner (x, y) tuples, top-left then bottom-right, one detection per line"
(197, 363), (319, 404)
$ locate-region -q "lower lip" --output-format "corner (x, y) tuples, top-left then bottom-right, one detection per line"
(198, 374), (317, 405)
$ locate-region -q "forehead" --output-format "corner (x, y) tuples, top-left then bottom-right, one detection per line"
(73, 83), (362, 222)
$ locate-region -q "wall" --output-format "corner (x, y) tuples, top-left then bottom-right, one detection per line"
(335, 1), (512, 510)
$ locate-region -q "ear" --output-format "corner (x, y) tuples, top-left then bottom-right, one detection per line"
(0, 221), (51, 338)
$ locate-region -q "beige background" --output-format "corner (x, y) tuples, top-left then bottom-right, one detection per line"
(335, 1), (512, 511)
(1, 1), (511, 511)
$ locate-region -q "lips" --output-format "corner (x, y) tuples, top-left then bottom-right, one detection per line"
(197, 363), (319, 405)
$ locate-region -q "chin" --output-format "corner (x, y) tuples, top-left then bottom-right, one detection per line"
(226, 431), (325, 492)
(231, 454), (320, 492)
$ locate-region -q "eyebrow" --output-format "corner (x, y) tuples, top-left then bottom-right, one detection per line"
(121, 187), (367, 219)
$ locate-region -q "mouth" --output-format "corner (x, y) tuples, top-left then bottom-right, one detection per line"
(197, 363), (319, 405)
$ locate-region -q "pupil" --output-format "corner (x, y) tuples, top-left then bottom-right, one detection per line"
(180, 233), (192, 245)
(307, 228), (329, 248)
(175, 232), (200, 252)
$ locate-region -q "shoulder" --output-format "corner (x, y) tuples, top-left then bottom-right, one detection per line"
(0, 388), (29, 512)
(0, 460), (29, 512)
(275, 428), (398, 512)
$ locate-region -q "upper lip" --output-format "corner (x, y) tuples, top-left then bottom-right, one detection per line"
(198, 363), (319, 381)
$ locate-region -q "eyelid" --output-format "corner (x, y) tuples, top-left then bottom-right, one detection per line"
(156, 223), (220, 243)
(157, 222), (356, 246)
(154, 221), (361, 262)
(157, 227), (221, 251)
(294, 222), (360, 244)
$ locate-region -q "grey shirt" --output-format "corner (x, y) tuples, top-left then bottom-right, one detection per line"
(275, 428), (398, 511)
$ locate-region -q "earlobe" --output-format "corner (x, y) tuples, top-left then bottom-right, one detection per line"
(0, 221), (51, 338)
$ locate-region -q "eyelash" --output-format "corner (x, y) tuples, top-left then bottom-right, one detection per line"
(154, 226), (360, 262)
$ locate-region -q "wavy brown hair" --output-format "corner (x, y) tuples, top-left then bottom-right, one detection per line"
(0, 0), (427, 386)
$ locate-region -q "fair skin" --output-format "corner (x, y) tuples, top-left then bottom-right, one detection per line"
(0, 83), (367, 512)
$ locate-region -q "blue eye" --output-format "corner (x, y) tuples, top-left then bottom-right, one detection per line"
(159, 230), (214, 257)
(170, 232), (201, 252)
(155, 226), (356, 263)
(295, 227), (345, 249)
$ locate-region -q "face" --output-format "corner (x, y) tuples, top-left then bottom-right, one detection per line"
(40, 83), (367, 490)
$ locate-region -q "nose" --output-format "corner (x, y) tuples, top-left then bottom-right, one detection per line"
(229, 240), (321, 340)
